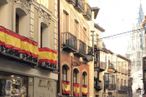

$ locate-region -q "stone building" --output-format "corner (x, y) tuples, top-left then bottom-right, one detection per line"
(0, 0), (58, 97)
(116, 54), (131, 97)
(58, 0), (94, 96)
(94, 46), (131, 97)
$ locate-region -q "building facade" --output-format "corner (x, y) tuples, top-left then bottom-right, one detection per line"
(58, 0), (94, 97)
(0, 0), (58, 97)
(116, 55), (131, 97)
(94, 46), (131, 97)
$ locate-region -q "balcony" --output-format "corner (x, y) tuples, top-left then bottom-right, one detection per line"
(94, 78), (102, 91)
(83, 46), (93, 62)
(83, 3), (92, 20)
(74, 40), (86, 57)
(108, 84), (116, 90)
(75, 0), (83, 12)
(94, 61), (106, 72)
(66, 0), (76, 6)
(100, 62), (106, 71)
(38, 47), (57, 71)
(108, 64), (117, 73)
(87, 46), (93, 55)
(78, 40), (86, 55)
(0, 26), (38, 66)
(62, 80), (70, 95)
(94, 63), (100, 71)
(118, 86), (128, 94)
(62, 32), (77, 52)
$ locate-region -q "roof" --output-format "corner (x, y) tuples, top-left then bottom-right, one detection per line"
(98, 48), (114, 54)
(94, 23), (105, 32)
(117, 54), (131, 62)
(91, 7), (100, 19)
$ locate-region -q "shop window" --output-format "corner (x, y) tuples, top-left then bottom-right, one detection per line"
(62, 65), (69, 81)
(0, 72), (28, 97)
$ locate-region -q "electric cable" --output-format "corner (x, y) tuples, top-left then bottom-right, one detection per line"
(99, 27), (144, 39)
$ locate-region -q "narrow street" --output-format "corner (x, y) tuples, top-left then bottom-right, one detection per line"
(0, 0), (145, 97)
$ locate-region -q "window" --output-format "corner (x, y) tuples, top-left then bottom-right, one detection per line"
(63, 10), (69, 32)
(124, 80), (126, 86)
(15, 8), (27, 34)
(82, 72), (87, 85)
(0, 72), (28, 97)
(16, 14), (19, 34)
(117, 78), (119, 89)
(40, 22), (48, 48)
(104, 73), (109, 82)
(104, 73), (115, 88)
(121, 79), (123, 87)
(73, 69), (79, 83)
(74, 20), (79, 36)
(0, 0), (8, 27)
(83, 27), (87, 42)
(62, 65), (69, 81)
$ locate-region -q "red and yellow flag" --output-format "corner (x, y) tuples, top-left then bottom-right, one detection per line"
(38, 47), (57, 64)
(62, 81), (70, 95)
(73, 83), (80, 96)
(82, 85), (88, 95)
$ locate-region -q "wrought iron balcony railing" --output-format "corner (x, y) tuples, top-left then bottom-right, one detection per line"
(118, 86), (129, 94)
(94, 61), (106, 72)
(62, 32), (77, 52)
(94, 78), (102, 91)
(83, 46), (93, 62)
(83, 3), (92, 20)
(108, 84), (116, 90)
(87, 46), (93, 55)
(100, 62), (106, 71)
(108, 64), (117, 73)
(78, 40), (86, 55)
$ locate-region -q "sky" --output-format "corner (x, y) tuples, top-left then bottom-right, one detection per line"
(89, 0), (146, 56)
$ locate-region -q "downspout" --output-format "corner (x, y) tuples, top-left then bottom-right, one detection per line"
(57, 0), (61, 96)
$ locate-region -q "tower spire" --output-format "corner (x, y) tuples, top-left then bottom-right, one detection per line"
(137, 0), (144, 25)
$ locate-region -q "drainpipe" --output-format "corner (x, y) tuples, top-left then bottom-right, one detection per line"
(57, 0), (61, 96)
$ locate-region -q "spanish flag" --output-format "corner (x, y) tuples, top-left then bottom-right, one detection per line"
(39, 47), (57, 64)
(5, 28), (21, 51)
(20, 36), (38, 58)
(62, 81), (70, 95)
(82, 85), (88, 95)
(0, 26), (6, 45)
(73, 83), (80, 96)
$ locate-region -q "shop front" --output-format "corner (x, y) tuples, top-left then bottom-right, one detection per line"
(0, 51), (58, 97)
(0, 72), (28, 97)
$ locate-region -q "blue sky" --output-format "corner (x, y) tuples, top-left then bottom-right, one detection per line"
(89, 0), (146, 55)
